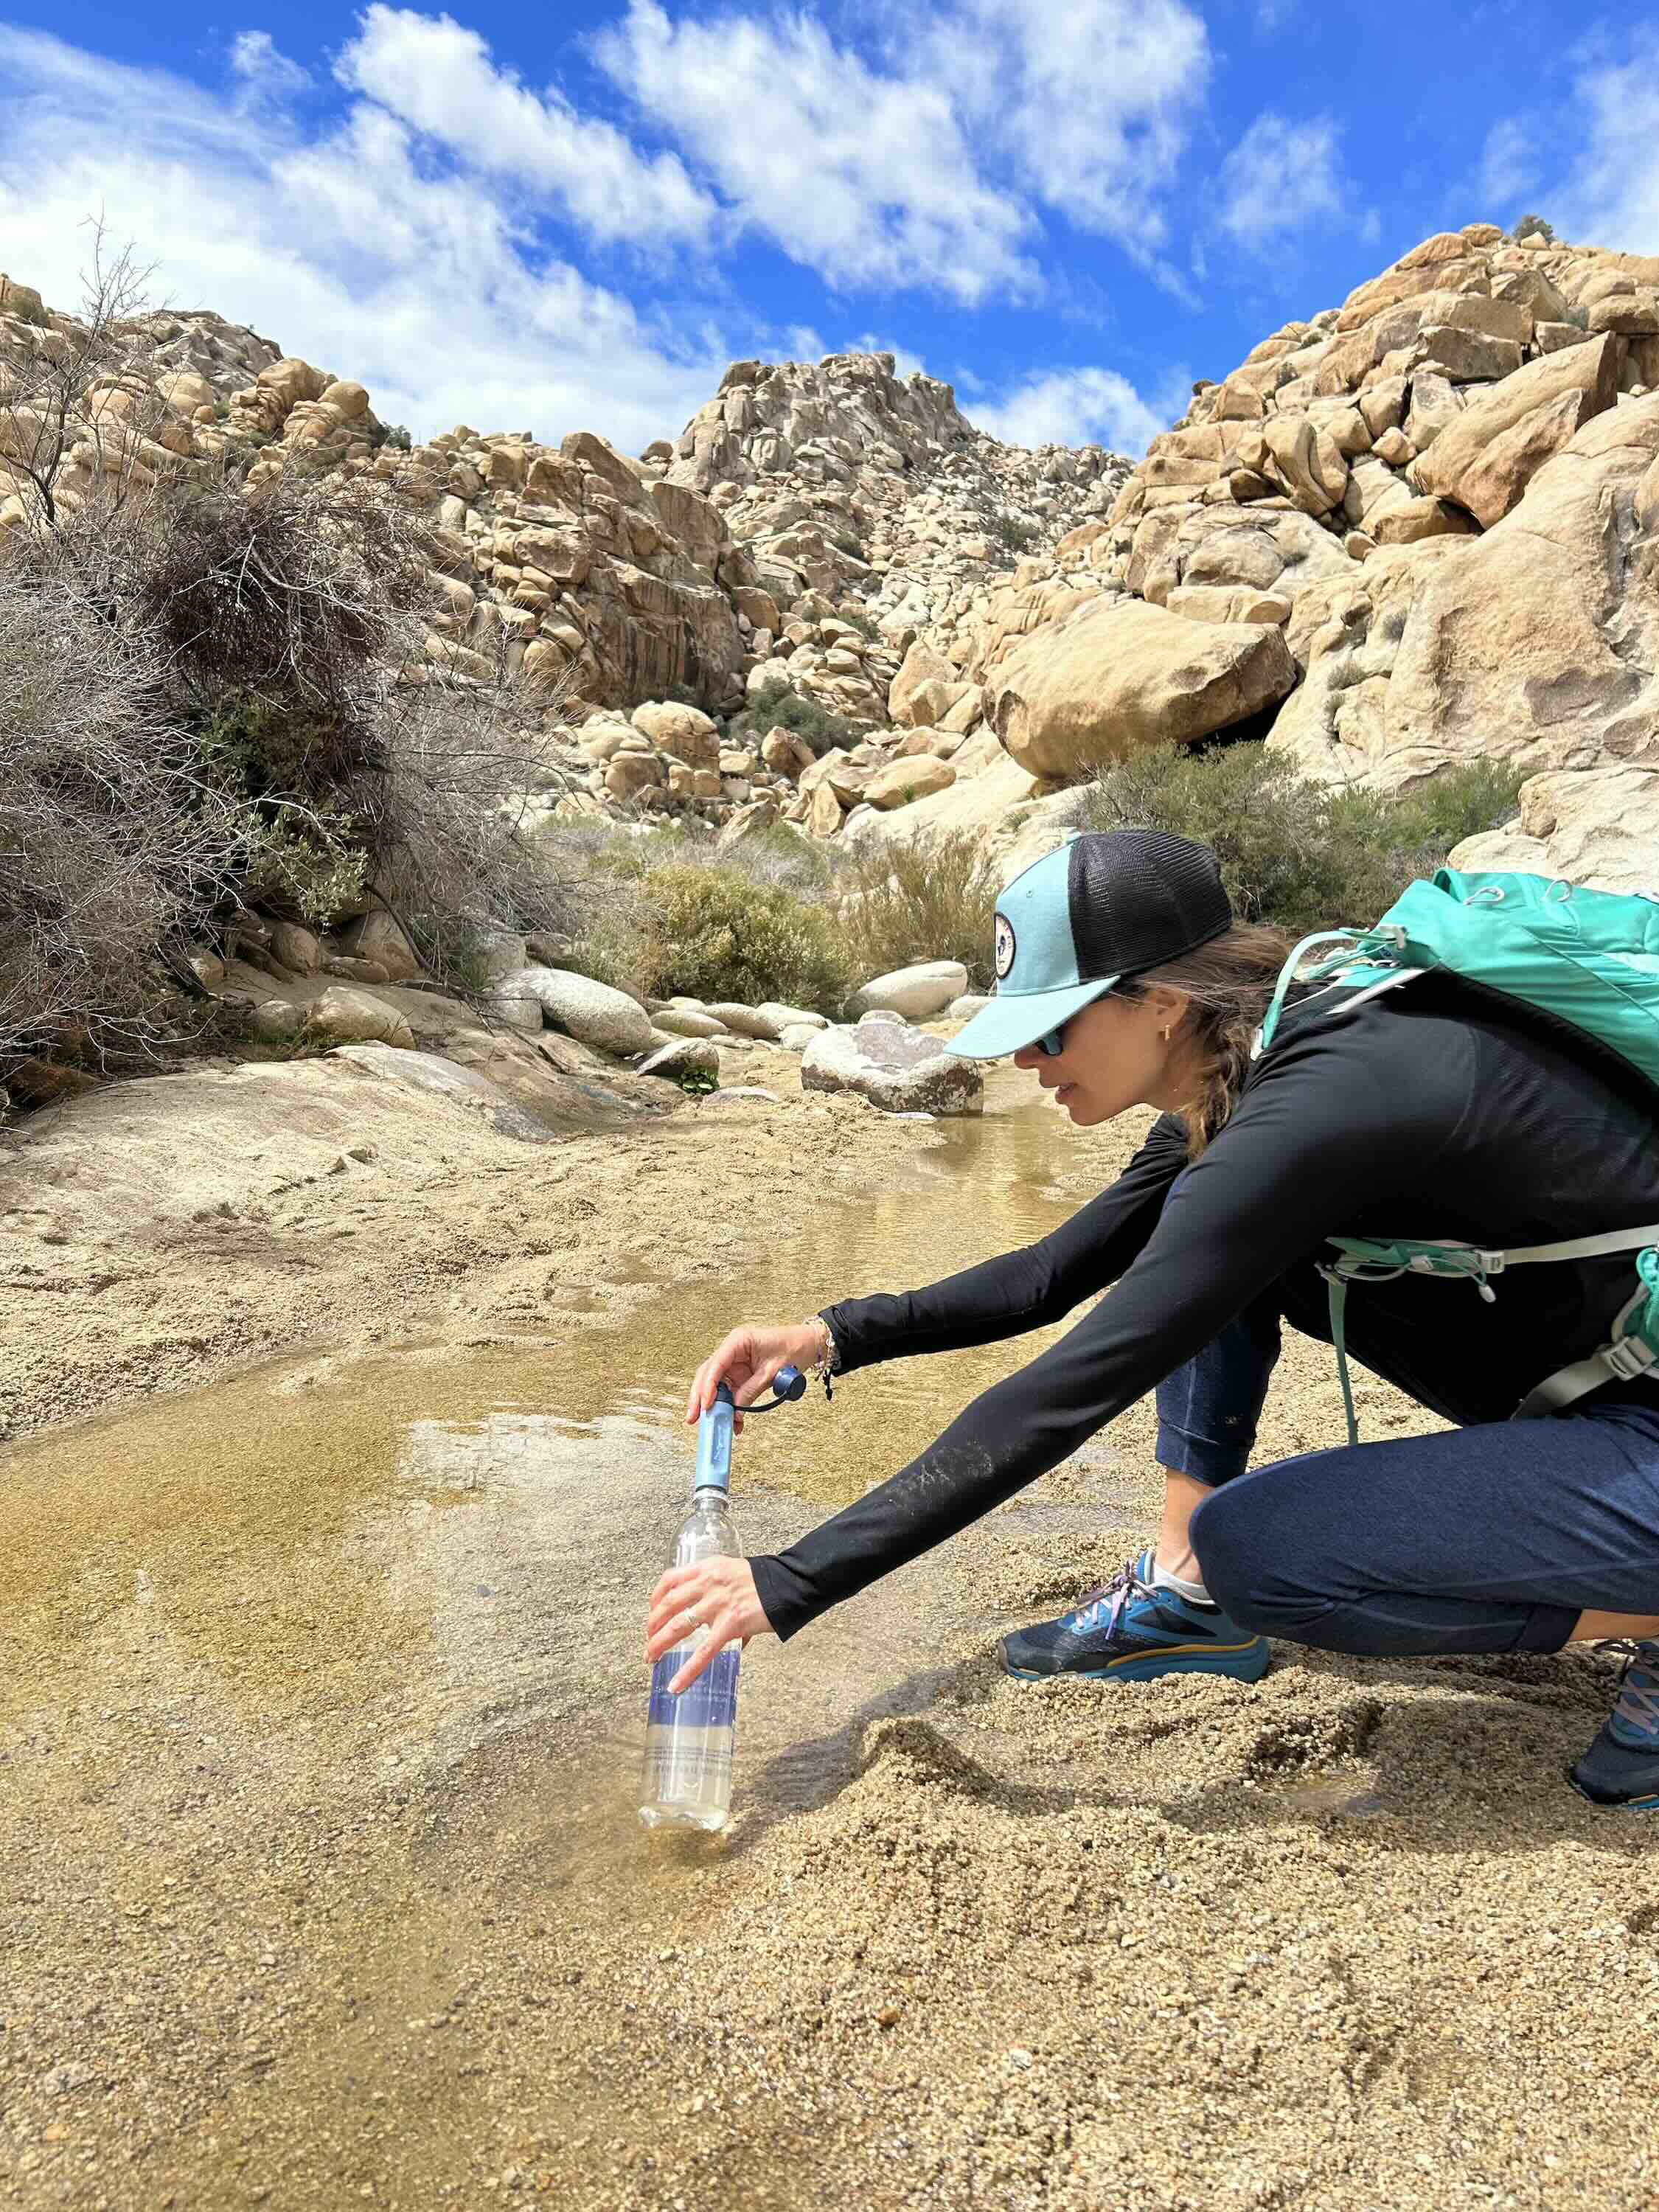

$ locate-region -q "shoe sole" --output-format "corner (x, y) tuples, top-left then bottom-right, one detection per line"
(1570, 1777), (1659, 1812)
(1002, 1641), (1270, 1686)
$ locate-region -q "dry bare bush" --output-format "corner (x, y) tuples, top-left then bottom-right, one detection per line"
(1, 230), (582, 1076)
(371, 661), (581, 984)
(0, 225), (168, 539)
(140, 469), (584, 977)
(0, 561), (246, 1082)
(2, 459), (581, 1068)
(835, 830), (1001, 990)
(140, 469), (431, 729)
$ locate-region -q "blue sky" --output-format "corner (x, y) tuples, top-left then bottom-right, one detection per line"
(2, 3), (1657, 455)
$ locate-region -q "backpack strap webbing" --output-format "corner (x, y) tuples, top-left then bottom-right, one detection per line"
(1320, 1237), (1659, 1447)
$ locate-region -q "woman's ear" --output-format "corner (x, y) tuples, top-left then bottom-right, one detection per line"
(1144, 984), (1191, 1034)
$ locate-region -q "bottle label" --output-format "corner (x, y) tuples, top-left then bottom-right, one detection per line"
(647, 1643), (739, 1729)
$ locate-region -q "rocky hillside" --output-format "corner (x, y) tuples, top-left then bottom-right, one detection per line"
(6, 223), (1656, 887)
(959, 223), (1659, 891)
(658, 351), (1125, 712)
(0, 269), (1124, 849)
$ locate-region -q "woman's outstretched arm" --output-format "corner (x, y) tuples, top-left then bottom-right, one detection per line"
(752, 1034), (1439, 1639)
(821, 1113), (1189, 1374)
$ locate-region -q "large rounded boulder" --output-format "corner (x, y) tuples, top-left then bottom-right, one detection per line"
(846, 961), (970, 1021)
(509, 967), (657, 1056)
(987, 598), (1296, 779)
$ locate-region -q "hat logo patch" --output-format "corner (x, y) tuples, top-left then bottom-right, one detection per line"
(993, 912), (1016, 980)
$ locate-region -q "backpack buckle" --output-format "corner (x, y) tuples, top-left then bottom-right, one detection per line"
(1604, 1338), (1658, 1382)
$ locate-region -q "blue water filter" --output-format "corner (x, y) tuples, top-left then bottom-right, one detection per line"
(693, 1383), (735, 1494)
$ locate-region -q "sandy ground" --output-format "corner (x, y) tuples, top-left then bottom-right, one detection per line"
(0, 1032), (917, 1443)
(4, 1047), (1659, 2211)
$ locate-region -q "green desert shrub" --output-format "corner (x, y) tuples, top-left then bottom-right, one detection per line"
(543, 821), (844, 1006)
(836, 830), (1001, 991)
(1082, 740), (1524, 941)
(990, 510), (1041, 557)
(634, 864), (852, 1012)
(726, 677), (855, 757)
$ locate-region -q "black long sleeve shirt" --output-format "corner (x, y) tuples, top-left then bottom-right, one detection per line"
(749, 980), (1659, 1641)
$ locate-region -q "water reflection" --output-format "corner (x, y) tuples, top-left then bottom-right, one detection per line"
(3, 1065), (1117, 1738)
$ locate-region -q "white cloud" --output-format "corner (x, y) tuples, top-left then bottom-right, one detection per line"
(594, 0), (1209, 294)
(1218, 111), (1346, 248)
(1478, 117), (1537, 210)
(969, 364), (1181, 456)
(913, 0), (1211, 254)
(1554, 33), (1659, 251)
(0, 25), (728, 451)
(230, 31), (313, 103)
(594, 0), (1037, 305)
(335, 4), (717, 251)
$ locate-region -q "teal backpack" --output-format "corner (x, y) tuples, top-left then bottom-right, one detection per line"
(1253, 868), (1659, 1444)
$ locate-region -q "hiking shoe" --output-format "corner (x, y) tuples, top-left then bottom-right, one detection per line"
(1571, 1640), (1659, 1809)
(1001, 1548), (1270, 1684)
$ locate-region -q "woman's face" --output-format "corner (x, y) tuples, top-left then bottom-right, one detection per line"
(1011, 989), (1186, 1126)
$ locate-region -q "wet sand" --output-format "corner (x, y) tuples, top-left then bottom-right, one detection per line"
(4, 1054), (1658, 2211)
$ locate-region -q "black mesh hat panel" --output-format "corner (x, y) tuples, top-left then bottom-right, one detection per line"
(1066, 830), (1234, 982)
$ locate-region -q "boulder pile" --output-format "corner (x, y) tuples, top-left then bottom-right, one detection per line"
(951, 223), (1659, 890)
(658, 350), (1128, 728)
(7, 221), (1655, 886)
(0, 280), (1125, 843)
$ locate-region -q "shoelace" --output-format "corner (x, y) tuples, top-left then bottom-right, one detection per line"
(1066, 1555), (1157, 1639)
(1608, 1639), (1659, 1742)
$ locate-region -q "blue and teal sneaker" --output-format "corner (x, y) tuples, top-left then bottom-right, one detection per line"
(1571, 1641), (1659, 1809)
(1001, 1548), (1270, 1684)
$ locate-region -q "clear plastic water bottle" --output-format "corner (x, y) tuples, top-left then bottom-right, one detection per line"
(639, 1385), (742, 1833)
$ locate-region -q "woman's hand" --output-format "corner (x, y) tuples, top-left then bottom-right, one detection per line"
(685, 1321), (824, 1435)
(646, 1557), (774, 1694)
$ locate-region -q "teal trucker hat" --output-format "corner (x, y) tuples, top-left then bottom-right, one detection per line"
(945, 829), (1234, 1061)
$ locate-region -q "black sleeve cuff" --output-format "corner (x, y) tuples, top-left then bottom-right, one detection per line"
(750, 1551), (817, 1641)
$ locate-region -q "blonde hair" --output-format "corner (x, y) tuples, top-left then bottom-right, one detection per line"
(1119, 922), (1297, 1158)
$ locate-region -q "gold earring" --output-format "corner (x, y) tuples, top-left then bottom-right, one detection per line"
(1161, 1025), (1172, 1041)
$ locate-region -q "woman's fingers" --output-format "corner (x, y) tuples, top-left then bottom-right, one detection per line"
(731, 1357), (782, 1411)
(645, 1565), (726, 1650)
(646, 1568), (703, 1642)
(667, 1615), (739, 1696)
(684, 1349), (728, 1426)
(644, 1560), (767, 1680)
(685, 1324), (796, 1426)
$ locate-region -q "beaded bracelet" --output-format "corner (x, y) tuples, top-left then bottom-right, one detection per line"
(802, 1313), (839, 1402)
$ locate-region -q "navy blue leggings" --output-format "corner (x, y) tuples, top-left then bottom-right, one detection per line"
(1155, 1298), (1659, 1656)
